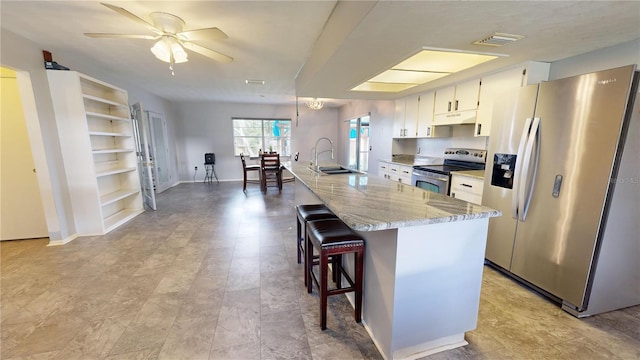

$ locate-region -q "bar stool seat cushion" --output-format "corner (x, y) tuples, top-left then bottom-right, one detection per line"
(307, 219), (363, 247)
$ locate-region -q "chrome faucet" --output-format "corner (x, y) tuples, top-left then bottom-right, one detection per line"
(311, 137), (334, 170)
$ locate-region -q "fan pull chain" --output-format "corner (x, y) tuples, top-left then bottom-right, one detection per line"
(169, 53), (175, 76)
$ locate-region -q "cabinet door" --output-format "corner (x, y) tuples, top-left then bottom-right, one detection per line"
(417, 91), (435, 137)
(450, 175), (484, 205)
(393, 99), (407, 137)
(434, 85), (455, 115)
(378, 162), (389, 179)
(404, 95), (419, 137)
(387, 164), (400, 182)
(398, 165), (413, 182)
(475, 67), (526, 137)
(454, 79), (481, 112)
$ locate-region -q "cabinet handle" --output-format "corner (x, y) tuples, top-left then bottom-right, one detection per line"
(455, 100), (459, 111)
(448, 101), (452, 112)
(462, 183), (472, 188)
(477, 123), (482, 136)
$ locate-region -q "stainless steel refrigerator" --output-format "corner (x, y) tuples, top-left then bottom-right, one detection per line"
(483, 65), (640, 317)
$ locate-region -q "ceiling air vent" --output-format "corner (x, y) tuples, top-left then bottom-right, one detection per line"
(473, 33), (525, 47)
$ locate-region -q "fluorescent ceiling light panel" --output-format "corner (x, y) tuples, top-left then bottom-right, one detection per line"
(394, 49), (499, 73)
(352, 47), (506, 93)
(351, 82), (418, 92)
(369, 69), (449, 84)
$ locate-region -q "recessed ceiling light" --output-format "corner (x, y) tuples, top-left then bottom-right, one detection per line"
(473, 33), (525, 47)
(352, 47), (507, 93)
(245, 79), (265, 85)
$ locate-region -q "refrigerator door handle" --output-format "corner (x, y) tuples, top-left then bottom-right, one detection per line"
(512, 117), (533, 219)
(518, 117), (541, 221)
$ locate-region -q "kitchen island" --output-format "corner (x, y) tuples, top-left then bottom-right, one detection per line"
(285, 162), (500, 360)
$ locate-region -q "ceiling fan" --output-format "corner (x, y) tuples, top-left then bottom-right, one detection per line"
(85, 2), (233, 75)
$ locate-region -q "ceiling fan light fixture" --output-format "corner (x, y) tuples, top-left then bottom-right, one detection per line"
(306, 98), (324, 110)
(151, 37), (188, 63)
(170, 42), (188, 63)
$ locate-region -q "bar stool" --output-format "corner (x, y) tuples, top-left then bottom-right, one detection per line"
(306, 218), (364, 330)
(295, 204), (337, 263)
(295, 204), (338, 286)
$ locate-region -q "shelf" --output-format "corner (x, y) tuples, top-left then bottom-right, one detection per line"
(96, 167), (137, 177)
(103, 209), (144, 233)
(89, 131), (130, 137)
(100, 189), (140, 206)
(85, 111), (131, 122)
(92, 148), (134, 154)
(83, 94), (128, 108)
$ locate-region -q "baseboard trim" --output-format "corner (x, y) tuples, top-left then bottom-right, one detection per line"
(47, 233), (78, 246)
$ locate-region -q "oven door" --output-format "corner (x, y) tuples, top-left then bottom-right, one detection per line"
(411, 170), (449, 195)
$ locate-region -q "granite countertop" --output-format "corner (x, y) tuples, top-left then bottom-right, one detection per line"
(451, 169), (486, 180)
(286, 163), (500, 231)
(379, 158), (414, 166)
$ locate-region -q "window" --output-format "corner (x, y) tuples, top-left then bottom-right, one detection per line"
(233, 118), (291, 157)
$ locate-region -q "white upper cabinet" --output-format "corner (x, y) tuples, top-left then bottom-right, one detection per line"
(393, 98), (406, 137)
(433, 79), (481, 125)
(475, 62), (550, 137)
(417, 91), (450, 138)
(394, 95), (419, 138)
(433, 85), (456, 115)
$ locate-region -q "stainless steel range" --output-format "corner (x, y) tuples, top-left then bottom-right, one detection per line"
(411, 148), (486, 195)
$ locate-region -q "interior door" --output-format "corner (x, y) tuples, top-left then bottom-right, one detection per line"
(1, 67), (48, 240)
(146, 111), (171, 193)
(131, 102), (156, 210)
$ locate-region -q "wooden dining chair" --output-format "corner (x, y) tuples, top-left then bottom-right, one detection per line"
(261, 153), (282, 192)
(240, 153), (261, 191)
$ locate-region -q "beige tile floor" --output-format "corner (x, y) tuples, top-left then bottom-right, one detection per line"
(1, 182), (638, 360)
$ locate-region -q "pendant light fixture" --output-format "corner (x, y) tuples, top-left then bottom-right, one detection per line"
(306, 98), (324, 110)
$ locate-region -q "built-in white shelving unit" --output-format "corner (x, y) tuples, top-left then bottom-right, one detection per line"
(47, 70), (143, 235)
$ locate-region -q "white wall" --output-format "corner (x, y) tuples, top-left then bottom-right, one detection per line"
(1, 28), (75, 241)
(173, 101), (339, 182)
(550, 39), (640, 80)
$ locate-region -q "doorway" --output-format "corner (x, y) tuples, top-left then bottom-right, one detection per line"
(1, 67), (48, 240)
(347, 115), (370, 172)
(145, 111), (171, 193)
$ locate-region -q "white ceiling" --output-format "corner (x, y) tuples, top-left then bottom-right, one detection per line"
(2, 1), (639, 106)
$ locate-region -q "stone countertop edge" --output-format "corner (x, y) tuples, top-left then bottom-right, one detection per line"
(285, 163), (501, 232)
(450, 169), (486, 179)
(379, 158), (415, 166)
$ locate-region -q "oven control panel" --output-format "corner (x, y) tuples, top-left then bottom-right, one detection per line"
(443, 148), (487, 163)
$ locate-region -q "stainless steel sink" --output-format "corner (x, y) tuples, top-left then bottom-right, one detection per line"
(316, 166), (362, 175)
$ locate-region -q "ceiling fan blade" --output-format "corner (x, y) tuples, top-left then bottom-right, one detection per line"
(181, 41), (233, 64)
(84, 33), (159, 40)
(100, 2), (160, 35)
(178, 27), (228, 41)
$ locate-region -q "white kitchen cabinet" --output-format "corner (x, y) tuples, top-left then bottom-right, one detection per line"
(378, 161), (412, 184)
(475, 62), (550, 137)
(397, 165), (413, 185)
(378, 161), (390, 179)
(47, 70), (144, 235)
(393, 95), (419, 137)
(450, 173), (484, 205)
(417, 91), (450, 138)
(433, 79), (481, 125)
